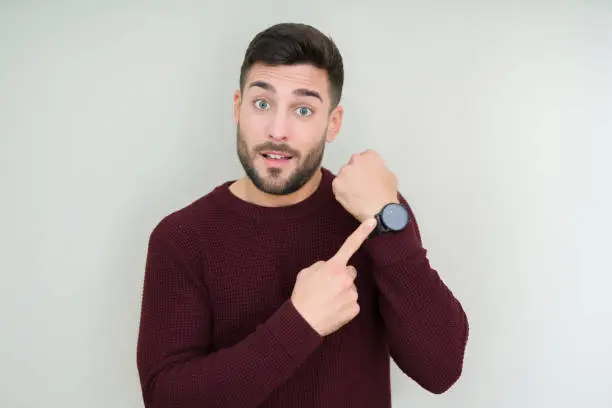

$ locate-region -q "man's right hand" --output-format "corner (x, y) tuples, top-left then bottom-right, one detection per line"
(290, 218), (377, 336)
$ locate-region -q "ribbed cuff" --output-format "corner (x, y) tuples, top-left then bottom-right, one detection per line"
(265, 299), (323, 364)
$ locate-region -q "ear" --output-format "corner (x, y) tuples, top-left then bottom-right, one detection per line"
(326, 105), (344, 143)
(233, 90), (241, 124)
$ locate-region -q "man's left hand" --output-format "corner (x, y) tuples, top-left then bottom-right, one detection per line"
(332, 149), (400, 223)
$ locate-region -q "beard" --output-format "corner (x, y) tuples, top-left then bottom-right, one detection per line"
(236, 125), (327, 196)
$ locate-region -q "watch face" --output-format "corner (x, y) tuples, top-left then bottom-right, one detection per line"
(381, 203), (410, 231)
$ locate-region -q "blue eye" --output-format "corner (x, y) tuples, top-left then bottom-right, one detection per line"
(296, 106), (312, 117)
(254, 99), (270, 110)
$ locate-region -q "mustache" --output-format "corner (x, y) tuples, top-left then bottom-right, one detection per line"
(255, 142), (300, 157)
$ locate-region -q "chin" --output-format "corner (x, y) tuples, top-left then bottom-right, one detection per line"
(254, 170), (298, 196)
(250, 166), (312, 196)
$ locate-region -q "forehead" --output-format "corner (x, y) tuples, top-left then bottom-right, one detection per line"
(243, 63), (330, 100)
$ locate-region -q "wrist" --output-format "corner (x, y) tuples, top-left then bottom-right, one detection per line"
(358, 195), (400, 222)
(289, 297), (323, 336)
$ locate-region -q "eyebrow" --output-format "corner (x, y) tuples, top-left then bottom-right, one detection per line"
(247, 80), (323, 102)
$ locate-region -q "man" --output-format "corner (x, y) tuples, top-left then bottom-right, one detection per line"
(136, 22), (469, 407)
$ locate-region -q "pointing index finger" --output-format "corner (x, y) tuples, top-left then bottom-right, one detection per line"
(330, 218), (377, 265)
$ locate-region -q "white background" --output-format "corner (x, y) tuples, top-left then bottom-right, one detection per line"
(1, 1), (611, 407)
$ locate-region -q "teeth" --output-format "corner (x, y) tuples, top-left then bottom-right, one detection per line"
(264, 153), (288, 159)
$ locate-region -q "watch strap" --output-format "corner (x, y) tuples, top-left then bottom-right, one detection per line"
(369, 211), (389, 238)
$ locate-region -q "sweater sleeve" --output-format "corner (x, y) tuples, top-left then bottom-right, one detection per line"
(136, 220), (323, 408)
(362, 194), (469, 394)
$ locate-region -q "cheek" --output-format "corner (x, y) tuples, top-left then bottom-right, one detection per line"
(241, 108), (273, 129)
(293, 115), (327, 137)
(239, 111), (265, 138)
(306, 120), (329, 146)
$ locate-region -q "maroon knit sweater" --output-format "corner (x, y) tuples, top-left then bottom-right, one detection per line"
(136, 167), (469, 407)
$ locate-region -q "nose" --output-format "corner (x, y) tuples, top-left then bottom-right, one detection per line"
(267, 110), (289, 142)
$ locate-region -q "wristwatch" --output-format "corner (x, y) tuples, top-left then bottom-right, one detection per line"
(371, 202), (410, 237)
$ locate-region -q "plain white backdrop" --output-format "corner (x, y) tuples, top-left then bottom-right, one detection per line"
(1, 1), (611, 407)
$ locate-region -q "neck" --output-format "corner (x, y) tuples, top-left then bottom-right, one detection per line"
(230, 168), (323, 208)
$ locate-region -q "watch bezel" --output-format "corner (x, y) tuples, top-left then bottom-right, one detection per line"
(379, 202), (410, 232)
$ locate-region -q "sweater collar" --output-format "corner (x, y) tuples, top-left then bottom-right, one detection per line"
(211, 167), (336, 222)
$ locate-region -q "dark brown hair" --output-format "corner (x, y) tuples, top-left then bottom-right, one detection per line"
(239, 23), (344, 108)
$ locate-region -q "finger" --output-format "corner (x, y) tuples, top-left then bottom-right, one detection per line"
(341, 300), (360, 320)
(345, 265), (357, 280)
(331, 218), (377, 266)
(301, 261), (325, 277)
(349, 284), (359, 300)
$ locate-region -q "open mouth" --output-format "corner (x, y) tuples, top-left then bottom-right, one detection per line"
(260, 152), (294, 161)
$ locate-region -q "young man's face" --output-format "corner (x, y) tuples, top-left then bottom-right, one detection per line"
(234, 62), (343, 195)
